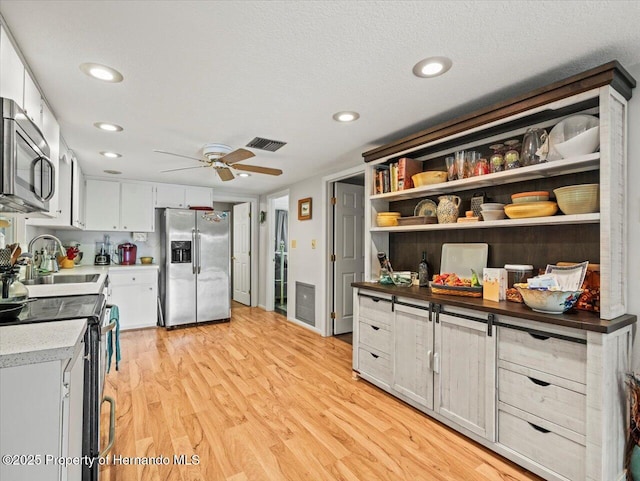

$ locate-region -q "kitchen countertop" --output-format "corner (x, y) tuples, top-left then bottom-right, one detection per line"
(0, 318), (87, 368)
(25, 263), (159, 298)
(352, 282), (637, 334)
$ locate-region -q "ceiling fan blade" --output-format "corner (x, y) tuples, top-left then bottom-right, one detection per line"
(220, 148), (255, 165)
(160, 165), (210, 173)
(153, 149), (203, 162)
(233, 164), (282, 176)
(217, 167), (235, 182)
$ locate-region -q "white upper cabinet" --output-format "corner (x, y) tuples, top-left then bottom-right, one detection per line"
(71, 158), (85, 229)
(155, 184), (186, 208)
(185, 186), (212, 207)
(22, 70), (43, 129)
(120, 182), (154, 231)
(0, 25), (24, 107)
(155, 183), (213, 209)
(84, 179), (154, 232)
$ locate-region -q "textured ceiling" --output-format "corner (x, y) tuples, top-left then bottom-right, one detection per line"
(1, 1), (639, 194)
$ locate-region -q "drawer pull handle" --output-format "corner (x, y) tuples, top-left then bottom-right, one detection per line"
(529, 333), (550, 341)
(371, 298), (380, 303)
(528, 422), (551, 434)
(370, 353), (379, 359)
(528, 376), (550, 387)
(371, 325), (380, 331)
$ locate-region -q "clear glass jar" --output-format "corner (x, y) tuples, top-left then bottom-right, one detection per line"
(489, 144), (505, 173)
(504, 140), (521, 170)
(474, 158), (490, 176)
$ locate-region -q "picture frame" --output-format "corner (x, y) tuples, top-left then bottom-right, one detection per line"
(298, 197), (312, 221)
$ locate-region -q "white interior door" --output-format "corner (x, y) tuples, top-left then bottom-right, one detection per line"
(333, 182), (364, 334)
(232, 202), (251, 305)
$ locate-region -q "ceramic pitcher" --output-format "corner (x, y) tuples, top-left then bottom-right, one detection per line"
(436, 195), (461, 224)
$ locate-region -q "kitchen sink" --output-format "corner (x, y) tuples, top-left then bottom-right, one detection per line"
(23, 274), (100, 285)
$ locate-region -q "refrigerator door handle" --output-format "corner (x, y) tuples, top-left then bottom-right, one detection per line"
(197, 229), (202, 274)
(192, 229), (197, 274)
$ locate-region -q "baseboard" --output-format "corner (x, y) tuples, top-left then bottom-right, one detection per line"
(257, 304), (266, 310)
(287, 316), (322, 335)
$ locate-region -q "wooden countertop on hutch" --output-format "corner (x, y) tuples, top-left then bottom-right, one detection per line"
(352, 282), (636, 334)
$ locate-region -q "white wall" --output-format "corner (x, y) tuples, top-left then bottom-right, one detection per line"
(627, 62), (640, 372)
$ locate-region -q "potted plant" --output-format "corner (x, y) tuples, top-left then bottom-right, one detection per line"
(627, 372), (640, 480)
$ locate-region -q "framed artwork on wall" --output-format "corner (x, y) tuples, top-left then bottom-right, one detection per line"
(298, 197), (312, 220)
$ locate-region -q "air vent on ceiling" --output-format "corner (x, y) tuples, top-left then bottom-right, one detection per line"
(246, 137), (287, 152)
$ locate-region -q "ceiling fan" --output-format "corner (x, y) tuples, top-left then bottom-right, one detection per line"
(155, 143), (283, 182)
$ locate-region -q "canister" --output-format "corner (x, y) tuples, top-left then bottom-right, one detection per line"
(504, 264), (534, 288)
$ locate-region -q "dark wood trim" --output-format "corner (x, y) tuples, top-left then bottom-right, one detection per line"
(363, 60), (636, 163)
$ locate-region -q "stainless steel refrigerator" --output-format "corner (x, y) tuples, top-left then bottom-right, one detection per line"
(158, 208), (231, 327)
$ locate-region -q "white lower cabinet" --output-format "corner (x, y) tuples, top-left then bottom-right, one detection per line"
(435, 306), (496, 441)
(108, 268), (158, 330)
(0, 337), (84, 481)
(392, 300), (433, 410)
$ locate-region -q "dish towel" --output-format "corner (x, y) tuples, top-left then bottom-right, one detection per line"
(106, 304), (121, 372)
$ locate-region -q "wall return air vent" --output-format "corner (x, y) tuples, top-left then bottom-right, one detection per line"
(246, 137), (287, 152)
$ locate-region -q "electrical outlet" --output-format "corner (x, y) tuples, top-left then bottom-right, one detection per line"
(291, 239), (297, 248)
(311, 239), (317, 249)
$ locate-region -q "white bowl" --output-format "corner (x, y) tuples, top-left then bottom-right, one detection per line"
(480, 203), (505, 211)
(481, 210), (506, 221)
(554, 126), (600, 159)
(515, 285), (582, 314)
(548, 114), (599, 160)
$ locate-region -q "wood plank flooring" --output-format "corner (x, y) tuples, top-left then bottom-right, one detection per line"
(100, 305), (542, 481)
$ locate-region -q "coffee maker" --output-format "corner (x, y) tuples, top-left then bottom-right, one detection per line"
(117, 243), (137, 265)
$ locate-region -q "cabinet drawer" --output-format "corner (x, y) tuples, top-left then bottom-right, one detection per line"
(358, 294), (392, 326)
(109, 270), (157, 286)
(498, 328), (586, 384)
(498, 368), (585, 435)
(358, 348), (391, 384)
(358, 320), (391, 354)
(498, 409), (585, 481)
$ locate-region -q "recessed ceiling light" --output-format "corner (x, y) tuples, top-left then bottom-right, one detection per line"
(103, 170), (122, 175)
(237, 173), (251, 178)
(80, 62), (124, 82)
(412, 56), (452, 78)
(332, 111), (360, 122)
(94, 122), (123, 132)
(100, 151), (122, 158)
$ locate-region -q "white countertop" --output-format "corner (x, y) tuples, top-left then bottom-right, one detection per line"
(0, 318), (87, 368)
(25, 264), (159, 298)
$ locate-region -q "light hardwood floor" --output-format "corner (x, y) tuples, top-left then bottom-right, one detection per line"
(100, 305), (542, 481)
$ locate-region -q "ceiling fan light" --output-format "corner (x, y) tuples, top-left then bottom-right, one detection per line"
(94, 122), (123, 132)
(238, 173), (251, 178)
(333, 111), (360, 122)
(80, 62), (124, 82)
(412, 56), (452, 78)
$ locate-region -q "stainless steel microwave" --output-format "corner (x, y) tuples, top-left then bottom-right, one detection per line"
(1, 97), (55, 213)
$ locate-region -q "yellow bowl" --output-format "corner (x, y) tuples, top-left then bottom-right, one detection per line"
(140, 257), (154, 264)
(553, 184), (599, 215)
(504, 201), (558, 219)
(412, 171), (447, 187)
(377, 216), (399, 227)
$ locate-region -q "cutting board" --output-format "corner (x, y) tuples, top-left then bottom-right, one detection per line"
(440, 243), (488, 278)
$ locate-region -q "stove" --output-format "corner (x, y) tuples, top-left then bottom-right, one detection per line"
(4, 294), (105, 325)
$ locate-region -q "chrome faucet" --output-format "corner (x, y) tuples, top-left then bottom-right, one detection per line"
(27, 234), (67, 275)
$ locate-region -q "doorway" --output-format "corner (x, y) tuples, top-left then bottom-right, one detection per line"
(273, 195), (289, 315)
(330, 175), (365, 341)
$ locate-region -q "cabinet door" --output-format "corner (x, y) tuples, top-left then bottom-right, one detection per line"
(0, 26), (24, 107)
(155, 184), (185, 208)
(109, 270), (158, 330)
(84, 179), (120, 231)
(185, 186), (212, 207)
(23, 71), (42, 129)
(392, 302), (434, 410)
(435, 307), (496, 441)
(71, 158), (84, 229)
(60, 341), (85, 481)
(120, 182), (154, 231)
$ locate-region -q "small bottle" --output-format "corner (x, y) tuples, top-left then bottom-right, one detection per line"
(418, 251), (430, 287)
